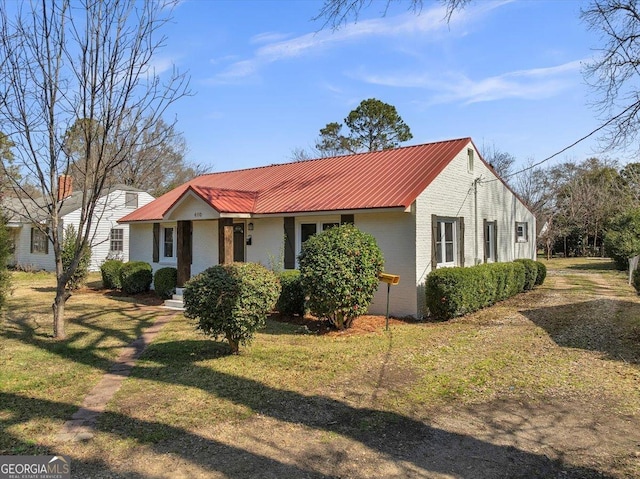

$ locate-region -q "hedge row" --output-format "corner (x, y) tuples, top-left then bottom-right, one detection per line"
(100, 260), (153, 295)
(425, 260), (546, 320)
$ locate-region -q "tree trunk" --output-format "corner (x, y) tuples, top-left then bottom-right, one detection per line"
(52, 280), (71, 339)
(226, 333), (239, 354)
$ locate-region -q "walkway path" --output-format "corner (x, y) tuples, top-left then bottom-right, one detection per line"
(56, 310), (178, 442)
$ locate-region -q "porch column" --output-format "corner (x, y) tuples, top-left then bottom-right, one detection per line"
(218, 218), (233, 264)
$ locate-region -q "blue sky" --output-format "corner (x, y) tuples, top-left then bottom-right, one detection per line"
(159, 0), (605, 174)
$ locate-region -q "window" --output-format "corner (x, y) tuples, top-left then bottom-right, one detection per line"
(467, 148), (474, 172)
(163, 227), (174, 258)
(436, 219), (457, 267)
(30, 227), (48, 254)
(484, 221), (496, 263)
(300, 223), (317, 244)
(125, 192), (138, 208)
(516, 222), (528, 243)
(110, 228), (124, 252)
(322, 222), (339, 231)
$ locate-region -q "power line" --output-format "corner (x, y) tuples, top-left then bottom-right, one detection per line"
(482, 101), (640, 184)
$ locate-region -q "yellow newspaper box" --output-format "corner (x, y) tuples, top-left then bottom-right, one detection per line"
(378, 272), (400, 285)
(378, 273), (400, 330)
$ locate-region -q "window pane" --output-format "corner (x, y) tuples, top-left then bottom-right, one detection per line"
(125, 192), (138, 208)
(445, 242), (454, 262)
(164, 227), (174, 257)
(444, 222), (453, 241)
(436, 243), (442, 264)
(301, 224), (317, 244)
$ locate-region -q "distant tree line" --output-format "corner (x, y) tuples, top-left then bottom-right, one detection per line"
(509, 157), (640, 264)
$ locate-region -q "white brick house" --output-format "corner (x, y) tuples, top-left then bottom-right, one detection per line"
(120, 138), (536, 318)
(5, 181), (155, 272)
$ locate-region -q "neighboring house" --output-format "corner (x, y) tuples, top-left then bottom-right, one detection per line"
(5, 178), (155, 272)
(119, 138), (536, 318)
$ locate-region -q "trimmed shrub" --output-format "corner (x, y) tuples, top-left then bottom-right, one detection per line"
(426, 261), (528, 320)
(154, 267), (177, 299)
(515, 258), (538, 291)
(276, 270), (305, 316)
(101, 259), (123, 289)
(633, 268), (640, 294)
(61, 224), (91, 290)
(120, 261), (152, 294)
(535, 261), (547, 286)
(298, 224), (384, 330)
(184, 262), (281, 354)
(604, 208), (640, 270)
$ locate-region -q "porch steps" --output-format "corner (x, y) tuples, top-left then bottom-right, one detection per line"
(163, 287), (185, 311)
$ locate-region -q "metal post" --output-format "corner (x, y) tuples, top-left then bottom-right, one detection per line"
(385, 282), (390, 331)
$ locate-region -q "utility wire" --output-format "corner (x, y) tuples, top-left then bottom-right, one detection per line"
(481, 101), (639, 184)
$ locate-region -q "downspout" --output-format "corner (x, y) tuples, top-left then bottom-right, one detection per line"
(473, 177), (480, 265)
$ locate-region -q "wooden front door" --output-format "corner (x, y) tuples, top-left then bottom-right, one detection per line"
(176, 220), (192, 286)
(233, 223), (245, 262)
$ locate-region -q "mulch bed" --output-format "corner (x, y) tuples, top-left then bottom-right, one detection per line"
(271, 313), (419, 336)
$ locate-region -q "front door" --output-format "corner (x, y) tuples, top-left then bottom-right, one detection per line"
(233, 223), (245, 262)
(177, 220), (192, 286)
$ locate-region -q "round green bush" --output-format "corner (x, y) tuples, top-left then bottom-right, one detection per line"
(514, 258), (538, 291)
(101, 259), (123, 289)
(120, 261), (152, 294)
(183, 262), (281, 354)
(154, 267), (177, 299)
(276, 270), (305, 316)
(298, 224), (383, 330)
(534, 261), (547, 286)
(632, 268), (640, 294)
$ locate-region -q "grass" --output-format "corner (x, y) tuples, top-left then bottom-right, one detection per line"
(1, 259), (640, 477)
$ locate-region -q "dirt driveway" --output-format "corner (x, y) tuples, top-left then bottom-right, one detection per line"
(60, 259), (639, 478)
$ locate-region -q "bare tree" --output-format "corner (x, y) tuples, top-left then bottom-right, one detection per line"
(583, 0), (640, 152)
(480, 142), (515, 181)
(0, 0), (190, 339)
(64, 117), (205, 197)
(314, 0), (471, 29)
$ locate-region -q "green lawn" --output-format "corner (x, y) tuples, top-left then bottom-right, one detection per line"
(1, 260), (639, 477)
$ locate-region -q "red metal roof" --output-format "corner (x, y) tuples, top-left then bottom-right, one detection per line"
(119, 138), (472, 222)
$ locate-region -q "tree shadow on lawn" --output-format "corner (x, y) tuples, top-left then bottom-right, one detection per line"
(111, 338), (615, 478)
(564, 260), (617, 271)
(0, 392), (336, 479)
(1, 318), (622, 477)
(521, 298), (640, 364)
(2, 304), (159, 369)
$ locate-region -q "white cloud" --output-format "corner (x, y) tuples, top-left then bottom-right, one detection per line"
(208, 1), (509, 84)
(358, 60), (585, 105)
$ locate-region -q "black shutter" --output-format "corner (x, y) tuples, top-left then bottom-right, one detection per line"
(458, 217), (465, 267)
(152, 223), (160, 263)
(431, 215), (438, 270)
(30, 228), (34, 254)
(483, 219), (487, 263)
(44, 227), (49, 254)
(493, 222), (498, 262)
(340, 214), (354, 225)
(284, 217), (295, 269)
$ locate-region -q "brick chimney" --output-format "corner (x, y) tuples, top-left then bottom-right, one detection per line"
(57, 175), (73, 201)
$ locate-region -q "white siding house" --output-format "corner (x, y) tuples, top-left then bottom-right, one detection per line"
(120, 138), (536, 318)
(6, 184), (154, 272)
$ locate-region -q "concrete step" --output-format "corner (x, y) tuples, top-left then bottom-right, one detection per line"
(163, 298), (184, 310)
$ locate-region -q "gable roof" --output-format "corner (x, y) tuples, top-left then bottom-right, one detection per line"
(3, 184), (146, 225)
(119, 138), (473, 223)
